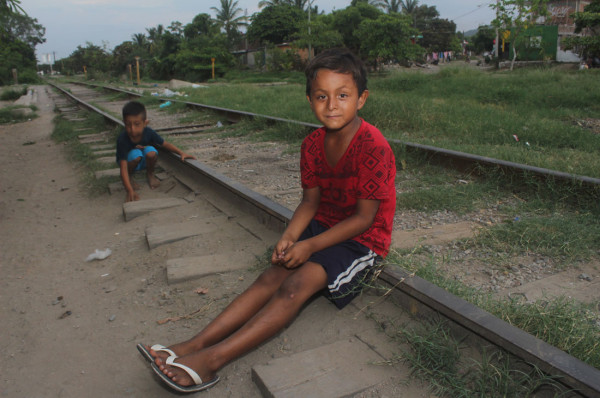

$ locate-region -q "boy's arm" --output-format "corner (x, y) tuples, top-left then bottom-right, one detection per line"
(119, 160), (139, 202)
(278, 197), (380, 269)
(272, 187), (320, 264)
(161, 141), (196, 162)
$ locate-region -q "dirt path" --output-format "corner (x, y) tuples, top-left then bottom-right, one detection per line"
(0, 86), (434, 397)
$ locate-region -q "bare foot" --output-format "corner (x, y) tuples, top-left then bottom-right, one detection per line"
(146, 340), (198, 363)
(147, 173), (160, 189)
(157, 351), (217, 387)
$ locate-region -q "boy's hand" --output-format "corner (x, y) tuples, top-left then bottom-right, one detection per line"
(126, 190), (140, 202)
(274, 240), (313, 269)
(272, 239), (293, 265)
(180, 152), (196, 162)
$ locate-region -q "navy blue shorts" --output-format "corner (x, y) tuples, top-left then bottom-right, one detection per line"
(299, 219), (380, 309)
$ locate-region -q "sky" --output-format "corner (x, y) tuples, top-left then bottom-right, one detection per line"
(20, 0), (497, 63)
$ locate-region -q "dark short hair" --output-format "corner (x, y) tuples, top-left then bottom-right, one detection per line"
(122, 101), (147, 120)
(305, 48), (367, 97)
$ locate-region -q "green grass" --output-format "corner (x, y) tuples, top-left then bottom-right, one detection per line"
(472, 212), (600, 261)
(1, 86), (27, 101)
(0, 105), (37, 124)
(384, 252), (600, 371)
(51, 113), (120, 195)
(399, 319), (568, 397)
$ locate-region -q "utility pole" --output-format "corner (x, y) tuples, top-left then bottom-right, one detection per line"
(495, 0), (500, 69)
(308, 1), (312, 61)
(135, 56), (141, 85)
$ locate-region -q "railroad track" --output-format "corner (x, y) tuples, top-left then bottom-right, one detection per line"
(47, 80), (600, 397)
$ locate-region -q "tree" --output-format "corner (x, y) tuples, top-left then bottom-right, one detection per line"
(59, 42), (111, 77)
(355, 12), (421, 67)
(491, 0), (549, 70)
(167, 21), (184, 37)
(562, 0), (600, 63)
(379, 0), (402, 14)
(131, 33), (147, 48)
(470, 25), (496, 54)
(247, 4), (304, 44)
(211, 0), (247, 48)
(417, 17), (457, 53)
(184, 13), (220, 39)
(401, 0), (419, 26)
(0, 6), (44, 84)
(258, 0), (291, 8)
(331, 2), (383, 54)
(294, 13), (343, 54)
(0, 0), (24, 16)
(0, 11), (45, 48)
(146, 24), (164, 55)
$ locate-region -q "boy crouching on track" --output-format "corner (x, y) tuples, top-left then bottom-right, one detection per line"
(137, 48), (397, 394)
(116, 101), (195, 202)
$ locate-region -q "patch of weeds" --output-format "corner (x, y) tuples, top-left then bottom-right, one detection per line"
(246, 118), (309, 145)
(1, 86), (27, 100)
(385, 250), (600, 371)
(399, 319), (569, 397)
(0, 106), (35, 124)
(397, 179), (503, 215)
(487, 296), (600, 369)
(473, 212), (600, 262)
(248, 247), (274, 273)
(51, 114), (119, 195)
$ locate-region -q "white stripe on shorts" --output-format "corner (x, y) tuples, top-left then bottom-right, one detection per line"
(328, 250), (377, 293)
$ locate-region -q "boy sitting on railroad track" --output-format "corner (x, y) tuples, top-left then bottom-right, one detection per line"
(137, 48), (397, 394)
(116, 101), (195, 202)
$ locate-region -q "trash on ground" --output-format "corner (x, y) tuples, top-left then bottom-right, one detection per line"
(216, 121), (223, 128)
(85, 248), (112, 262)
(512, 134), (519, 142)
(59, 310), (72, 319)
(159, 101), (172, 108)
(194, 287), (209, 295)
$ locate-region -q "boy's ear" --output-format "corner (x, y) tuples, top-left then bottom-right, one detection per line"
(306, 95), (312, 104)
(144, 119), (150, 127)
(357, 90), (369, 110)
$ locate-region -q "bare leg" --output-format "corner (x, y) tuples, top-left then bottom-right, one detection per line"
(147, 265), (295, 362)
(127, 157), (141, 190)
(146, 151), (160, 189)
(157, 262), (328, 386)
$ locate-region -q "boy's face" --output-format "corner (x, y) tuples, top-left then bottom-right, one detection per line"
(124, 114), (148, 143)
(307, 69), (368, 134)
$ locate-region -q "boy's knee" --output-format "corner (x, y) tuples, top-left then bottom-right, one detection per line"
(276, 278), (304, 301)
(146, 151), (157, 160)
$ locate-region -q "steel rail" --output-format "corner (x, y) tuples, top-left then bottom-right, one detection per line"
(63, 80), (600, 188)
(49, 81), (600, 397)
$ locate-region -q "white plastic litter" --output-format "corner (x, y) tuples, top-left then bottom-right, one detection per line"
(163, 89), (176, 97)
(86, 248), (112, 262)
(216, 121), (223, 128)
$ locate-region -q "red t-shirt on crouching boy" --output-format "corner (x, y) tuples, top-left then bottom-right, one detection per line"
(300, 119), (396, 257)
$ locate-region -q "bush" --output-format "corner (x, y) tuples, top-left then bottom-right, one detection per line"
(0, 86), (27, 101)
(16, 69), (41, 84)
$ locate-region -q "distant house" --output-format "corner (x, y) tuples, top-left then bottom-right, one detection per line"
(501, 0), (591, 63)
(232, 43), (313, 68)
(543, 0), (592, 62)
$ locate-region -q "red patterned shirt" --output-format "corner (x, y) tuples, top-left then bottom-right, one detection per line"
(300, 119), (396, 257)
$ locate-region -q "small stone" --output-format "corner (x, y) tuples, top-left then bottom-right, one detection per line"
(109, 314), (116, 322)
(578, 273), (593, 282)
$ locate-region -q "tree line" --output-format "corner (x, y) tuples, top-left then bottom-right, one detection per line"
(6, 0), (472, 83)
(2, 0), (598, 86)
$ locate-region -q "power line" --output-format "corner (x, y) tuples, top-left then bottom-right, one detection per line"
(451, 1), (495, 21)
